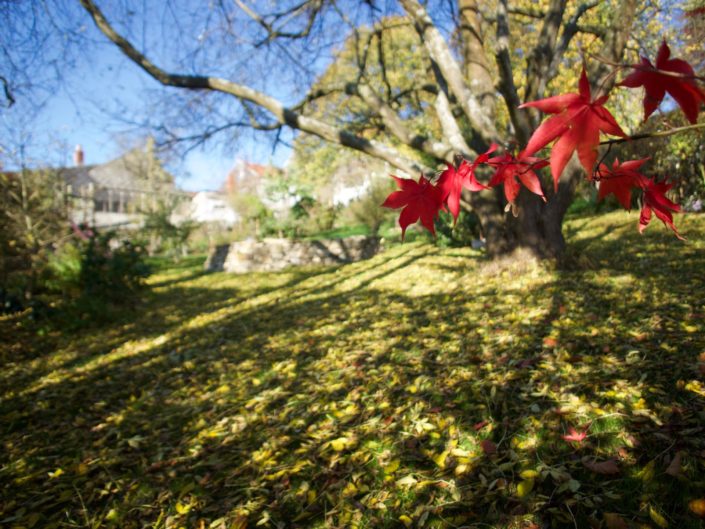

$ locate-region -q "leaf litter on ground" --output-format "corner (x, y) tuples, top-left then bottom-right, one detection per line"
(1, 211), (704, 528)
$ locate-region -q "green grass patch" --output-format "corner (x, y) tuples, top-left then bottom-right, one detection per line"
(303, 223), (372, 240)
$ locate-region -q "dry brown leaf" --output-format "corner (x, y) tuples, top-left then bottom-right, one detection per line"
(480, 440), (497, 455)
(604, 512), (628, 529)
(665, 451), (683, 477)
(542, 337), (558, 348)
(583, 458), (620, 475)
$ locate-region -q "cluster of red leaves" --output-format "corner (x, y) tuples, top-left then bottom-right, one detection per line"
(596, 158), (684, 239)
(383, 41), (702, 240)
(620, 40), (705, 124)
(382, 146), (550, 240)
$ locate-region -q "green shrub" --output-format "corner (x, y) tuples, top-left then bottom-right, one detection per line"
(434, 210), (483, 248)
(42, 229), (151, 325)
(45, 242), (82, 298)
(346, 179), (397, 236)
(78, 231), (150, 305)
(140, 200), (199, 258)
(0, 168), (68, 303)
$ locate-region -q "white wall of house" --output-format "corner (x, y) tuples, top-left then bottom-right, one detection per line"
(188, 191), (239, 226)
(332, 180), (372, 206)
(70, 209), (143, 230)
(327, 161), (390, 206)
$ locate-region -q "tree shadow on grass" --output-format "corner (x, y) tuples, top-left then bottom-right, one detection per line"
(1, 230), (704, 528)
(1, 248), (415, 397)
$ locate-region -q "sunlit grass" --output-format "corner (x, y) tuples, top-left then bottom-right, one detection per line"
(1, 211), (704, 528)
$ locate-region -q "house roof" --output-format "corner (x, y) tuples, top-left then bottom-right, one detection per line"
(57, 165), (98, 189)
(58, 148), (176, 194)
(222, 160), (282, 194)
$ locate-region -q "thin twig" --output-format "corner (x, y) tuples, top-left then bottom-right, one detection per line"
(600, 122), (705, 146)
(587, 52), (705, 82)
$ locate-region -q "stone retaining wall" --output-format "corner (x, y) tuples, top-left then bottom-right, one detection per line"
(205, 236), (382, 273)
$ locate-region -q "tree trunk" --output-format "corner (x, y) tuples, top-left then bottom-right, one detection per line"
(471, 162), (584, 261)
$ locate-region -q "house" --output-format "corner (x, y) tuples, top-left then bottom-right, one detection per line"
(167, 160), (273, 228)
(224, 159), (293, 215)
(323, 158), (391, 206)
(187, 191), (239, 226)
(59, 141), (187, 229)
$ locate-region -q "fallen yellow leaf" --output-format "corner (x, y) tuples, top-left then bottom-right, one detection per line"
(649, 505), (668, 528)
(517, 479), (534, 498)
(520, 469), (539, 480)
(383, 459), (400, 474)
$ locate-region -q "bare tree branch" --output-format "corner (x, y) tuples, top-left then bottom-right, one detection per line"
(240, 101), (284, 131)
(544, 1), (601, 90)
(508, 6), (544, 19)
(346, 81), (454, 161)
(400, 0), (499, 146)
(78, 0), (427, 177)
(575, 24), (605, 37)
(290, 85), (347, 111)
(600, 122), (705, 145)
(524, 0), (567, 104)
(428, 62), (474, 158)
(480, 5), (548, 24)
(375, 27), (393, 100)
(0, 75), (15, 107)
(434, 86), (474, 158)
(588, 0), (637, 95)
(458, 0), (496, 113)
(494, 0), (532, 145)
(549, 0), (638, 218)
(234, 0), (321, 45)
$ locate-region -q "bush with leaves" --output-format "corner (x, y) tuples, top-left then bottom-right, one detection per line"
(345, 178), (397, 236)
(434, 210), (483, 248)
(141, 204), (199, 258)
(78, 230), (150, 304)
(0, 168), (68, 305)
(618, 110), (705, 210)
(230, 192), (274, 239)
(44, 227), (150, 324)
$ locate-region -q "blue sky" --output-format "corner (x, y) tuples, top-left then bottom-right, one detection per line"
(0, 1), (400, 191)
(2, 3), (299, 192)
(36, 88), (291, 192)
(21, 47), (293, 192)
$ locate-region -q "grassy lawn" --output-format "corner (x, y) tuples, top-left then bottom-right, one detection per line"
(1, 211), (704, 529)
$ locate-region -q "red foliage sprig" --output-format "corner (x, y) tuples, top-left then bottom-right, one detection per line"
(382, 40), (703, 241)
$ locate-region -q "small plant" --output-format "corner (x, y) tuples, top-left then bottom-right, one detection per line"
(43, 227), (151, 325)
(78, 230), (150, 306)
(348, 178), (397, 236)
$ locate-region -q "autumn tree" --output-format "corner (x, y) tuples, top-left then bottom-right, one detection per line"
(66, 1), (701, 258)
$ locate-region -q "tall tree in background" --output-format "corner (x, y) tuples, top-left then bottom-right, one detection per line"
(26, 1), (688, 258)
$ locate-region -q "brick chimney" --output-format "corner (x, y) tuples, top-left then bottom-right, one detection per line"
(73, 144), (84, 166)
(225, 168), (236, 194)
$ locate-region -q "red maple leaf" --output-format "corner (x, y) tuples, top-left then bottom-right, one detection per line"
(480, 439), (497, 455)
(487, 151), (549, 206)
(437, 145), (494, 222)
(382, 175), (444, 239)
(596, 158), (650, 210)
(619, 40), (705, 124)
(520, 68), (626, 189)
(639, 180), (685, 240)
(562, 426), (588, 444)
